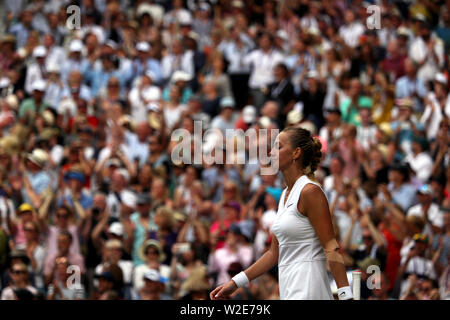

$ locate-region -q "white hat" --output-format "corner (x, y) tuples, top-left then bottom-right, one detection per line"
(108, 222), (124, 236)
(136, 41), (151, 52)
(276, 30), (289, 42)
(142, 86), (161, 101)
(136, 3), (153, 17)
(171, 70), (192, 82)
(259, 116), (271, 129)
(287, 110), (303, 125)
(178, 12), (193, 25)
(27, 148), (48, 167)
(31, 79), (47, 92)
(143, 269), (164, 283)
(58, 98), (76, 115)
(147, 102), (161, 112)
(32, 45), (47, 58)
(220, 96), (235, 108)
(242, 105), (257, 123)
(69, 39), (83, 52)
(397, 26), (410, 37)
(434, 73), (448, 85)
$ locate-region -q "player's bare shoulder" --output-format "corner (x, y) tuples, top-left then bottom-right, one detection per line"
(298, 183), (326, 216)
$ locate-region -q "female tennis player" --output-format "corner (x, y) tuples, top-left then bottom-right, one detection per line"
(210, 127), (352, 300)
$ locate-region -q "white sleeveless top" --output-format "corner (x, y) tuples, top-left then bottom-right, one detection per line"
(270, 175), (334, 300)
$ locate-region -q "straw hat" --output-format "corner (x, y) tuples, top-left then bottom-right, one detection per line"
(181, 266), (211, 293)
(139, 239), (166, 262)
(26, 148), (48, 168)
(0, 135), (21, 155)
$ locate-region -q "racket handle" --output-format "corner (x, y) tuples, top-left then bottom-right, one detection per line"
(352, 270), (362, 300)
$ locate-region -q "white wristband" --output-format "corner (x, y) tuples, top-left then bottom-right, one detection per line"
(337, 286), (353, 300)
(232, 271), (249, 288)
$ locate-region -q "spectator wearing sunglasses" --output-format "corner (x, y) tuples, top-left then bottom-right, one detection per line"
(1, 262), (37, 300)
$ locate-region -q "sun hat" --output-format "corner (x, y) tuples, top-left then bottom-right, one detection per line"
(26, 148), (48, 167)
(181, 266), (210, 293)
(139, 239), (166, 262)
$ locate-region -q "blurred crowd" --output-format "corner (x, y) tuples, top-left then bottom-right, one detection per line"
(0, 0), (449, 300)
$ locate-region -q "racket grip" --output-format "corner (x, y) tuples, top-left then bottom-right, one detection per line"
(352, 270), (362, 300)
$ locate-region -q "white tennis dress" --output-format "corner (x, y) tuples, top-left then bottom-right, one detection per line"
(270, 175), (334, 300)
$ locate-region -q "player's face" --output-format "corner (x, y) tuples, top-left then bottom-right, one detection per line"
(270, 132), (295, 171)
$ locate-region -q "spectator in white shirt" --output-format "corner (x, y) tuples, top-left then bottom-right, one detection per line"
(161, 39), (194, 82)
(408, 21), (445, 84)
(162, 84), (188, 131)
(42, 34), (66, 70)
(44, 63), (66, 110)
(61, 40), (86, 83)
(338, 9), (365, 48)
(405, 136), (433, 185)
(357, 108), (378, 151)
(128, 72), (161, 123)
(407, 184), (444, 236)
(420, 73), (450, 140)
(243, 32), (284, 109)
(163, 0), (193, 28)
(125, 122), (151, 168)
(25, 46), (47, 95)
